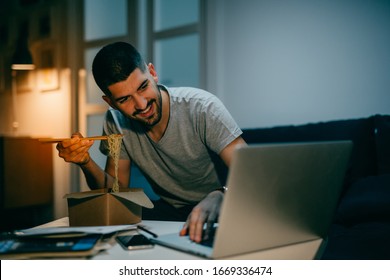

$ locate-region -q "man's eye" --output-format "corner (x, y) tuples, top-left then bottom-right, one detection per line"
(140, 82), (148, 90)
(118, 97), (130, 104)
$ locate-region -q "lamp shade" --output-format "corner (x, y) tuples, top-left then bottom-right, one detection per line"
(11, 37), (35, 70)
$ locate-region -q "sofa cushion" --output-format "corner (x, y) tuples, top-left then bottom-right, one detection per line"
(335, 174), (390, 225)
(374, 115), (390, 175)
(322, 222), (390, 259)
(242, 117), (377, 186)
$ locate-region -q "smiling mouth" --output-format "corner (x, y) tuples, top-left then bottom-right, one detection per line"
(134, 100), (154, 118)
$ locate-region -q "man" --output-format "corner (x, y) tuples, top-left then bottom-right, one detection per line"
(57, 42), (246, 243)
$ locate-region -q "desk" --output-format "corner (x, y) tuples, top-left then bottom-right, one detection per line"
(0, 137), (53, 230)
(34, 217), (202, 260)
(34, 217), (324, 260)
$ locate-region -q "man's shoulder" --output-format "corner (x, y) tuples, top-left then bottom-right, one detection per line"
(168, 86), (218, 104)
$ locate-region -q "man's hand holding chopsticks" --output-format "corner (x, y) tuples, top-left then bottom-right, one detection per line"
(56, 132), (94, 166)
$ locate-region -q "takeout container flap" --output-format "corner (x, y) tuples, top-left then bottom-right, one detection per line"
(64, 187), (154, 208)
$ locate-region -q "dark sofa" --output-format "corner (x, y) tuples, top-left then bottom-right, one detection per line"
(240, 114), (390, 260)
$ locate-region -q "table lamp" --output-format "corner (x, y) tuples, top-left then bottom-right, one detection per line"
(11, 29), (35, 133)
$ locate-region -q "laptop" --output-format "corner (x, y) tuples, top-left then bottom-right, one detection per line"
(151, 141), (353, 259)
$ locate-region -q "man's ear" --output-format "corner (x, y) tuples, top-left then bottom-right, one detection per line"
(102, 95), (115, 108)
(148, 63), (159, 83)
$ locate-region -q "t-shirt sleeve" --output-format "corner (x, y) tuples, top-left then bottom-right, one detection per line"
(199, 94), (242, 154)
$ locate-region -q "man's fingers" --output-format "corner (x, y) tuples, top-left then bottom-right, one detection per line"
(180, 221), (189, 236)
(183, 191), (223, 243)
(190, 223), (204, 243)
(188, 206), (207, 243)
(71, 132), (84, 138)
(56, 136), (93, 165)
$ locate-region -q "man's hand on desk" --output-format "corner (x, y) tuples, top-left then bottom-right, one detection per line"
(180, 190), (223, 243)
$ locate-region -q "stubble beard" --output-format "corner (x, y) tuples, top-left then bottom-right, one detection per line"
(131, 88), (163, 128)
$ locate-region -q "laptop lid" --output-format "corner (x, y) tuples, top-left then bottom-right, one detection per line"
(152, 141), (353, 259)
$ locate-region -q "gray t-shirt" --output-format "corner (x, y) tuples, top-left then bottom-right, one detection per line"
(100, 86), (242, 207)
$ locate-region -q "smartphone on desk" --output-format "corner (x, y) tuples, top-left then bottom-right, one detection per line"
(116, 234), (154, 250)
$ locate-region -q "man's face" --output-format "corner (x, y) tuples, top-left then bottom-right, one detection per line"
(104, 66), (162, 127)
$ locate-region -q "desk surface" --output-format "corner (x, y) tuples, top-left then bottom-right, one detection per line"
(35, 217), (202, 260)
(34, 217), (324, 260)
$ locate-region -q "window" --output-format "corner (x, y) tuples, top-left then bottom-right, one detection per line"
(150, 0), (203, 88)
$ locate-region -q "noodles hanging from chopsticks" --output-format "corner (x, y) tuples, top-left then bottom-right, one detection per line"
(107, 134), (123, 192)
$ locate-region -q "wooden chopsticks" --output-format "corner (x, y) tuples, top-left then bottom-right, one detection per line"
(38, 135), (110, 143)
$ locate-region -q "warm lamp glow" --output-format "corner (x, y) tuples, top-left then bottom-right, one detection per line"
(11, 64), (35, 70)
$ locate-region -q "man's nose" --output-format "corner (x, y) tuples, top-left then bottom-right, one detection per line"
(133, 93), (147, 110)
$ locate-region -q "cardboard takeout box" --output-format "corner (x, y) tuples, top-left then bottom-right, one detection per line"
(64, 188), (154, 226)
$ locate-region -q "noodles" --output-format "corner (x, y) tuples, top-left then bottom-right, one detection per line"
(107, 134), (123, 192)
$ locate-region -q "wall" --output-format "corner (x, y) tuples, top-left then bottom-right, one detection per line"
(207, 0), (390, 128)
(0, 71), (72, 220)
(0, 0), (72, 220)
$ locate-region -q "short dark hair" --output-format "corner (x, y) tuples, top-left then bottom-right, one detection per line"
(92, 42), (147, 96)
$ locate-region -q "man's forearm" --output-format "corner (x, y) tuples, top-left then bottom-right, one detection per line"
(78, 159), (110, 189)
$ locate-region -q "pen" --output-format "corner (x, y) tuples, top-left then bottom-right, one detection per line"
(137, 225), (158, 238)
